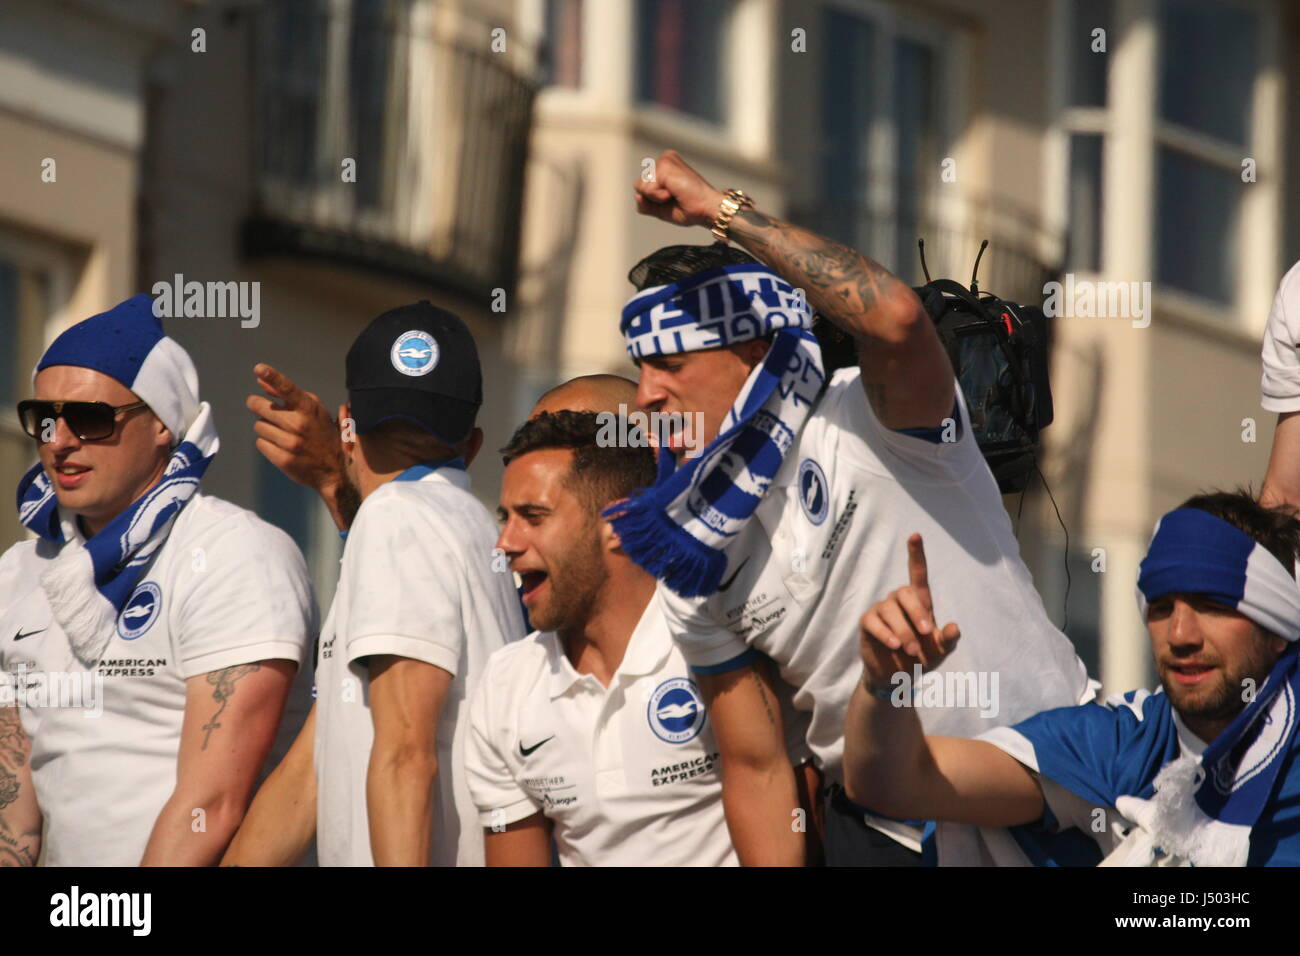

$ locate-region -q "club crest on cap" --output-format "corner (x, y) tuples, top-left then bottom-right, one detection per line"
(391, 330), (439, 377)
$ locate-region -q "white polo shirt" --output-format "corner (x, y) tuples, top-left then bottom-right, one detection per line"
(660, 367), (1093, 782)
(464, 599), (742, 867)
(313, 464), (525, 867)
(1260, 259), (1300, 411)
(0, 492), (314, 866)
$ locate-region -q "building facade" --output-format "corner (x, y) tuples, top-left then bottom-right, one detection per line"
(514, 0), (1299, 695)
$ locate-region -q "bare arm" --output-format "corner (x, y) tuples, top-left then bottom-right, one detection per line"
(0, 705), (40, 866)
(140, 660), (296, 865)
(842, 534), (1043, 826)
(366, 655), (452, 866)
(485, 812), (552, 866)
(221, 700), (317, 866)
(1261, 412), (1300, 510)
(634, 150), (954, 429)
(697, 660), (803, 866)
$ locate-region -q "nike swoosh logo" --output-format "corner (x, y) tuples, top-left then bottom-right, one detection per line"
(519, 735), (555, 757)
(717, 557), (750, 592)
(13, 628), (47, 642)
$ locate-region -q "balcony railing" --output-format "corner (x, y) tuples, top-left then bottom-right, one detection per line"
(243, 1), (536, 301)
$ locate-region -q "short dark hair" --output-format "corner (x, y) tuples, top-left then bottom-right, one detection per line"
(627, 242), (759, 291)
(364, 417), (457, 462)
(501, 411), (657, 513)
(1179, 488), (1300, 576)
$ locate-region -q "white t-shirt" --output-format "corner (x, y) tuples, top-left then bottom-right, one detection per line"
(1260, 260), (1300, 411)
(660, 367), (1093, 781)
(313, 465), (525, 867)
(464, 599), (739, 867)
(0, 492), (314, 866)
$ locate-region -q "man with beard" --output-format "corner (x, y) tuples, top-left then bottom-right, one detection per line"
(844, 490), (1300, 865)
(223, 302), (524, 865)
(609, 150), (1092, 864)
(466, 407), (743, 865)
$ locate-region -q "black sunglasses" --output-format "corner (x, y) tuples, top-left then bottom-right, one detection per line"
(17, 400), (150, 442)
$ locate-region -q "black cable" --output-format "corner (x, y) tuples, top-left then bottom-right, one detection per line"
(1033, 461), (1071, 633)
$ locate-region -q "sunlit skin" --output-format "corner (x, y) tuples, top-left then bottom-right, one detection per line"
(336, 398), (483, 504)
(32, 366), (172, 539)
(1147, 592), (1289, 743)
(634, 340), (769, 458)
(531, 375), (637, 419)
(496, 449), (608, 635)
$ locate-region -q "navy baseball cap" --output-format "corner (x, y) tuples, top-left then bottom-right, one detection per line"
(345, 301), (482, 444)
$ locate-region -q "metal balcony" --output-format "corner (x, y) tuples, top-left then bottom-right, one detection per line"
(242, 0), (536, 302)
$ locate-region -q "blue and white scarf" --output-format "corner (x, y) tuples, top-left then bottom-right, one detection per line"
(985, 508), (1300, 866)
(16, 403), (219, 668)
(605, 264), (825, 597)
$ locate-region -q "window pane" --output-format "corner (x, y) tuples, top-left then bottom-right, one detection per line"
(1156, 148), (1239, 305)
(540, 0), (583, 88)
(1067, 0), (1112, 108)
(1159, 0), (1256, 145)
(636, 0), (730, 123)
(817, 10), (874, 249)
(349, 0), (393, 210)
(894, 37), (938, 285)
(1066, 133), (1104, 273)
(259, 0), (329, 187)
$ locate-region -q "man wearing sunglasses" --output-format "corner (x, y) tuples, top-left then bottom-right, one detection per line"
(0, 294), (314, 866)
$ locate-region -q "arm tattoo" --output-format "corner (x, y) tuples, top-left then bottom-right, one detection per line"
(749, 666), (777, 727)
(0, 707), (26, 768)
(731, 207), (909, 333)
(0, 708), (38, 865)
(0, 708), (28, 811)
(201, 664), (261, 750)
(0, 827), (36, 866)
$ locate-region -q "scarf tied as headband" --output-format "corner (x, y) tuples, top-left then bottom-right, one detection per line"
(605, 264), (825, 597)
(1123, 508), (1300, 865)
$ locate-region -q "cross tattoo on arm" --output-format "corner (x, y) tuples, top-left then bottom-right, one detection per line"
(201, 663), (261, 750)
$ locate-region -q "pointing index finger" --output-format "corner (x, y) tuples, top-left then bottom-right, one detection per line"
(907, 533), (930, 596)
(254, 363), (302, 407)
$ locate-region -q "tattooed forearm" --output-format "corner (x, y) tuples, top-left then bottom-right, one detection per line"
(201, 664), (261, 750)
(0, 768), (18, 812)
(0, 706), (27, 769)
(0, 708), (38, 866)
(730, 208), (913, 336)
(749, 666), (777, 727)
(0, 826), (36, 866)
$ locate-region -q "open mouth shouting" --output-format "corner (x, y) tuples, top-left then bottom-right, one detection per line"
(518, 569), (550, 605)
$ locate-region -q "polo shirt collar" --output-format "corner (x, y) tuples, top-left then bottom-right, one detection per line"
(542, 601), (667, 699)
(394, 457), (471, 492)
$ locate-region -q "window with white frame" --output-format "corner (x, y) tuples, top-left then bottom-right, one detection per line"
(1059, 0), (1112, 274)
(815, 2), (952, 284)
(1153, 0), (1260, 307)
(1056, 0), (1276, 317)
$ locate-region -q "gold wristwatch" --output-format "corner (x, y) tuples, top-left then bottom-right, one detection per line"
(710, 188), (755, 241)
